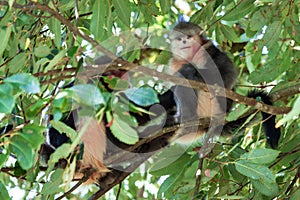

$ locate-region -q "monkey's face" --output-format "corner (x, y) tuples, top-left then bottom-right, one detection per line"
(170, 33), (201, 62)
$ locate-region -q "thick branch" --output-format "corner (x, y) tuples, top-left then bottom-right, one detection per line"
(85, 63), (292, 115)
(90, 153), (154, 199)
(270, 83), (300, 102)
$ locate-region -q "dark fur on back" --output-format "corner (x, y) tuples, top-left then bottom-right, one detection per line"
(204, 44), (237, 89)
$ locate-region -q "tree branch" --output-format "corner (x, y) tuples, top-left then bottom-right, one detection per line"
(193, 157), (204, 199)
(0, 1), (118, 61)
(270, 83), (300, 102)
(89, 153), (154, 199)
(85, 63), (292, 115)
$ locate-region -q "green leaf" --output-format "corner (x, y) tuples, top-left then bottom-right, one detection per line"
(59, 0), (76, 11)
(11, 134), (35, 170)
(0, 181), (9, 200)
(226, 104), (250, 121)
(124, 49), (141, 62)
(21, 125), (45, 149)
(139, 0), (160, 24)
(155, 50), (172, 65)
(41, 169), (64, 195)
(158, 171), (183, 198)
(34, 45), (51, 57)
(107, 112), (138, 144)
(14, 161), (27, 177)
(235, 160), (276, 183)
(48, 18), (61, 48)
(249, 60), (285, 84)
(226, 164), (246, 182)
(102, 76), (130, 90)
(112, 102), (138, 127)
(220, 24), (240, 42)
(5, 73), (41, 94)
(0, 151), (8, 168)
(228, 147), (247, 159)
(7, 52), (28, 73)
(290, 189), (300, 200)
(68, 84), (105, 106)
(90, 0), (110, 41)
(124, 87), (159, 106)
(240, 148), (279, 165)
(0, 83), (15, 113)
(249, 8), (269, 31)
(112, 0), (131, 27)
(223, 0), (255, 21)
(277, 95), (300, 127)
(280, 134), (300, 153)
(263, 21), (282, 48)
(150, 153), (190, 176)
(53, 91), (72, 112)
(252, 179), (279, 197)
(25, 98), (48, 120)
(216, 195), (246, 199)
(190, 4), (213, 25)
(159, 0), (171, 14)
(0, 24), (12, 57)
(50, 120), (77, 141)
(45, 49), (66, 71)
(47, 143), (74, 173)
(67, 46), (79, 58)
(177, 184), (194, 195)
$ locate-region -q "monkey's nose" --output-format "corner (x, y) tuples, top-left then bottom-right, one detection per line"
(183, 40), (186, 44)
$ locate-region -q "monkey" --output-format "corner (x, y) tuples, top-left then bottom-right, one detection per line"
(38, 65), (177, 184)
(167, 21), (237, 144)
(167, 21), (281, 149)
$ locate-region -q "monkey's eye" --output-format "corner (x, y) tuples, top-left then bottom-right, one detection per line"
(176, 37), (182, 41)
(187, 35), (192, 39)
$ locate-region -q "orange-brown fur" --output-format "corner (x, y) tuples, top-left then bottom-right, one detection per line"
(75, 117), (108, 184)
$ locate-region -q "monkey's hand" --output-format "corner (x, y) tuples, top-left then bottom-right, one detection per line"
(191, 47), (208, 69)
(179, 64), (205, 82)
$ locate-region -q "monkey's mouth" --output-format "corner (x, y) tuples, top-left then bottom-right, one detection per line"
(181, 46), (191, 49)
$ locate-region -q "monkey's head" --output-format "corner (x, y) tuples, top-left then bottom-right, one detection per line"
(169, 22), (206, 61)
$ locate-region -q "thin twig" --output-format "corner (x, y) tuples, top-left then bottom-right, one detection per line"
(55, 169), (94, 200)
(285, 165), (300, 196)
(193, 157), (204, 199)
(90, 151), (155, 199)
(33, 68), (77, 78)
(116, 182), (122, 200)
(40, 75), (75, 85)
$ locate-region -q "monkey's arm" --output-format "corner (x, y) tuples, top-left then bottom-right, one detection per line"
(204, 44), (237, 89)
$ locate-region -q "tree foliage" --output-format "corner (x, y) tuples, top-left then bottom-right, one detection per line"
(0, 0), (299, 199)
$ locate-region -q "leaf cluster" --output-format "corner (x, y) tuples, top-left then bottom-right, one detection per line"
(0, 0), (299, 199)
